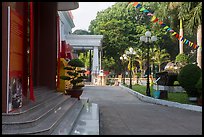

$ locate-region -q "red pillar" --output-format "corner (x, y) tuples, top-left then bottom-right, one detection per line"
(29, 2), (35, 101)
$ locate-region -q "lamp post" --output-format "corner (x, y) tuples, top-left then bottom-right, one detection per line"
(120, 54), (128, 85)
(140, 31), (157, 97)
(125, 47), (136, 89)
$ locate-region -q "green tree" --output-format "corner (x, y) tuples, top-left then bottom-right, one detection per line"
(89, 2), (174, 74)
(134, 47), (147, 77)
(153, 2), (184, 55)
(151, 46), (171, 72)
(78, 52), (90, 69)
(89, 2), (143, 74)
(102, 57), (116, 72)
(175, 53), (189, 68)
(72, 29), (91, 35)
(178, 2), (202, 68)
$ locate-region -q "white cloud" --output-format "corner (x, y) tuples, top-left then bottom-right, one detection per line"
(71, 2), (116, 32)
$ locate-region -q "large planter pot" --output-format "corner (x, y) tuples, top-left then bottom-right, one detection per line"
(197, 98), (202, 106)
(156, 72), (178, 86)
(66, 89), (83, 100)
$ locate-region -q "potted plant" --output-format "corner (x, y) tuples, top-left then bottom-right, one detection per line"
(60, 58), (88, 100)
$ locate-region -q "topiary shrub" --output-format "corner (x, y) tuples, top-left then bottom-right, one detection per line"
(178, 64), (202, 97)
(196, 75), (202, 98)
(68, 58), (85, 68)
(60, 58), (87, 89)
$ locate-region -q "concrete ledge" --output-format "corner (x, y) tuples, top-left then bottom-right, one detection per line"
(120, 84), (202, 112)
(153, 85), (185, 92)
(70, 101), (99, 135)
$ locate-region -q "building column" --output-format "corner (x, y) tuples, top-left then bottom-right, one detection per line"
(92, 46), (99, 84)
(99, 49), (102, 70)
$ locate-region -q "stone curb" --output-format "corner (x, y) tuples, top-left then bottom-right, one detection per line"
(120, 85), (202, 112)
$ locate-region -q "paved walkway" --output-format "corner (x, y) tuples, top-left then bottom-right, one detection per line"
(81, 86), (202, 135)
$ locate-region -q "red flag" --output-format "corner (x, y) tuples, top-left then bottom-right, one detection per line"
(175, 34), (179, 39)
(133, 2), (138, 7)
(178, 36), (182, 40)
(159, 21), (163, 25)
(153, 18), (159, 23)
(193, 44), (197, 49)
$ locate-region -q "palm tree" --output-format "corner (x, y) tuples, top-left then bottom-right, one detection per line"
(169, 2), (184, 54)
(151, 46), (171, 72)
(134, 48), (147, 77)
(178, 2), (202, 68)
(155, 2), (184, 54)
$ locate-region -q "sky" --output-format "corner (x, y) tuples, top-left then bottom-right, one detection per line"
(71, 2), (116, 32)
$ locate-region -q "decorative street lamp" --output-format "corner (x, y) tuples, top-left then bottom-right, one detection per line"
(125, 47), (136, 89)
(120, 54), (128, 85)
(140, 31), (157, 97)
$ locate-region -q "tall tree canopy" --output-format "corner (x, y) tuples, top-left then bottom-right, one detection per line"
(88, 2), (201, 74)
(89, 2), (177, 74)
(72, 29), (91, 35)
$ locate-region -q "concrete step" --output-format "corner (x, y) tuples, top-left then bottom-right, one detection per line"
(2, 93), (69, 130)
(51, 99), (86, 135)
(2, 97), (79, 135)
(3, 91), (62, 116)
(2, 88), (61, 115)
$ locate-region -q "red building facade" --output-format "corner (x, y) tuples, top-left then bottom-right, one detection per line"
(2, 2), (78, 113)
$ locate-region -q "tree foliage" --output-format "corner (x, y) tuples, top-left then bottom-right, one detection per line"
(88, 2), (201, 75)
(175, 53), (189, 68)
(88, 2), (176, 74)
(178, 2), (202, 33)
(72, 29), (91, 35)
(151, 46), (171, 72)
(178, 64), (202, 97)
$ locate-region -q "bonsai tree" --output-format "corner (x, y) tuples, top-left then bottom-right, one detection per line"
(177, 64), (202, 98)
(60, 58), (88, 90)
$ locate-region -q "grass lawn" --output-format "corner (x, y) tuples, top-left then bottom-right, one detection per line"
(129, 84), (197, 105)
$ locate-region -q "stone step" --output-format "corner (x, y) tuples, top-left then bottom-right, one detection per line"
(2, 97), (79, 135)
(20, 87), (56, 104)
(34, 88), (56, 99)
(51, 99), (86, 135)
(2, 93), (69, 130)
(2, 90), (62, 116)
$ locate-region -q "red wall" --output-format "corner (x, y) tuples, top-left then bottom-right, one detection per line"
(2, 2), (28, 113)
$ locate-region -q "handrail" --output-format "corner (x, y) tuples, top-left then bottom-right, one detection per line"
(154, 77), (161, 84)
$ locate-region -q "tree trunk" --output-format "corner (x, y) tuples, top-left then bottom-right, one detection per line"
(179, 19), (184, 54)
(197, 25), (202, 69)
(139, 63), (143, 78)
(158, 63), (161, 72)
